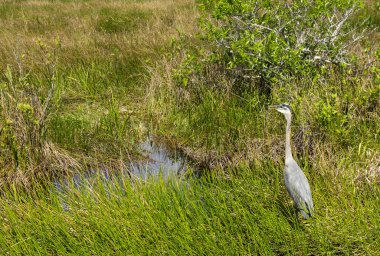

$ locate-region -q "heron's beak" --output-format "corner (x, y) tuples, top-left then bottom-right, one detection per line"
(269, 105), (280, 109)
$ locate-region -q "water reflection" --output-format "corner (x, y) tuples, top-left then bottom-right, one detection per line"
(53, 138), (189, 192)
(129, 138), (188, 179)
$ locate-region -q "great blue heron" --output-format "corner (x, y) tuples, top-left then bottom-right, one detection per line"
(271, 103), (314, 219)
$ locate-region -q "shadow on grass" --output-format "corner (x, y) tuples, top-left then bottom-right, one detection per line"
(276, 198), (305, 229)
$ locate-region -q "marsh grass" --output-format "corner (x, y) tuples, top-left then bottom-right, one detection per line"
(0, 165), (378, 254)
(0, 0), (198, 184)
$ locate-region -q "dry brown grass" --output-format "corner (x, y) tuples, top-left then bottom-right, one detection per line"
(0, 0), (198, 70)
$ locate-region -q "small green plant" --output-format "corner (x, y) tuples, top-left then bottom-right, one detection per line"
(0, 66), (52, 181)
(0, 36), (87, 186)
(315, 96), (351, 142)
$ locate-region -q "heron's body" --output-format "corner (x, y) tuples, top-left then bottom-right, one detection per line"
(284, 159), (314, 218)
(272, 103), (314, 219)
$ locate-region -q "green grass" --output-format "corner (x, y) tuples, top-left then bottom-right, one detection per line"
(0, 165), (378, 254)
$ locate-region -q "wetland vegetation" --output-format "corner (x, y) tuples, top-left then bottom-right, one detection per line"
(0, 0), (379, 254)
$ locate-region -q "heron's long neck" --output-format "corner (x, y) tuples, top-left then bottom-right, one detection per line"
(285, 115), (293, 162)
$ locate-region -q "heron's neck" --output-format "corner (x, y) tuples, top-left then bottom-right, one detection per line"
(285, 115), (293, 162)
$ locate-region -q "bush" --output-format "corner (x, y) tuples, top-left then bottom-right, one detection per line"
(180, 0), (373, 91)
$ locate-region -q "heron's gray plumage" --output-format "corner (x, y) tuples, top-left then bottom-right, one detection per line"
(272, 103), (314, 219)
(284, 160), (314, 218)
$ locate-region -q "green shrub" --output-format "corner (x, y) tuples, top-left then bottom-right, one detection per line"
(178, 0), (373, 91)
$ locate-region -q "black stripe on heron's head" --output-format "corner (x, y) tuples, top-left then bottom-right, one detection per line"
(280, 103), (291, 111)
(271, 103), (292, 112)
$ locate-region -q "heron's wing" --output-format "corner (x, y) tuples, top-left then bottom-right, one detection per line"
(285, 163), (314, 217)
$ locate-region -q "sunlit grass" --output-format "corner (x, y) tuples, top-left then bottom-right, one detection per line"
(0, 165), (378, 254)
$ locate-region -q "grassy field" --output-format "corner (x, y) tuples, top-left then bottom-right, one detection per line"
(0, 0), (379, 254)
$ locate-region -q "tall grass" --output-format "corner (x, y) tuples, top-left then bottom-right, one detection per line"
(0, 166), (378, 254)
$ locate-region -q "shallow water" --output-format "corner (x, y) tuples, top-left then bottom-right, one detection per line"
(52, 138), (191, 210)
(53, 138), (189, 191)
(128, 138), (188, 179)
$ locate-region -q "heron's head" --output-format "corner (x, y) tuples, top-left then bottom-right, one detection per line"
(270, 103), (292, 118)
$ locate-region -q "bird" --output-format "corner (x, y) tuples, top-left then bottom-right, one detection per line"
(270, 103), (314, 219)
